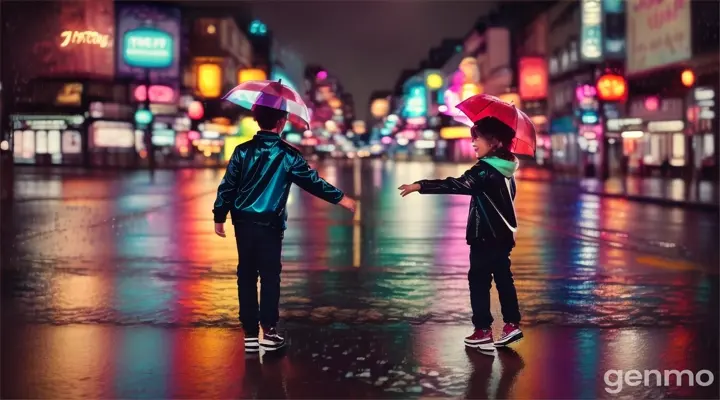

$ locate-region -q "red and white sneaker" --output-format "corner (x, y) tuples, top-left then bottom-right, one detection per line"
(260, 327), (286, 351)
(494, 323), (523, 347)
(464, 328), (495, 350)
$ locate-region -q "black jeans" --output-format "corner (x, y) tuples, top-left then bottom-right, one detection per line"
(469, 242), (521, 329)
(234, 222), (283, 336)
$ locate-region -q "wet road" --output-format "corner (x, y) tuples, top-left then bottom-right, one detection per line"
(2, 160), (718, 399)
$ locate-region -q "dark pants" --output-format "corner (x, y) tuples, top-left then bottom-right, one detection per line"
(469, 242), (521, 329)
(234, 222), (283, 336)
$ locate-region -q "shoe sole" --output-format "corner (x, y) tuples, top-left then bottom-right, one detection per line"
(494, 330), (523, 347)
(260, 340), (286, 352)
(245, 338), (260, 353)
(464, 339), (495, 351)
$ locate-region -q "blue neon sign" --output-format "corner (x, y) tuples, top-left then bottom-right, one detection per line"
(123, 28), (174, 69)
(403, 86), (427, 118)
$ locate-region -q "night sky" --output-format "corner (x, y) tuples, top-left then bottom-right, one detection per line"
(250, 1), (496, 119)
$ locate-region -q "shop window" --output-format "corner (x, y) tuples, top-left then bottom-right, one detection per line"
(36, 130), (48, 154)
(672, 134), (685, 158)
(13, 130), (23, 158)
(48, 130), (62, 164)
(62, 131), (82, 154)
(22, 130), (35, 159)
(703, 134), (714, 157)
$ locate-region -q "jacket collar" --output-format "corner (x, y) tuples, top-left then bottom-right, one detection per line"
(256, 130), (281, 139)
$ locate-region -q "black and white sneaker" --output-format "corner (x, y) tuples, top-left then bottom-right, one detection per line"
(245, 336), (260, 353)
(260, 327), (286, 351)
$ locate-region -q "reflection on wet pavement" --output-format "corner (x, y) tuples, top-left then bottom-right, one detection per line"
(2, 161), (718, 398)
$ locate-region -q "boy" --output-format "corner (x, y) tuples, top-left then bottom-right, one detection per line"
(213, 105), (356, 353)
(398, 117), (523, 350)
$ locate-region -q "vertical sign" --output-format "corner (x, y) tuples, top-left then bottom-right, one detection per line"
(581, 0), (604, 61)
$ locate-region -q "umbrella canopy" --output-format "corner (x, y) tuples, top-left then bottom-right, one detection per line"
(222, 80), (310, 127)
(456, 94), (537, 159)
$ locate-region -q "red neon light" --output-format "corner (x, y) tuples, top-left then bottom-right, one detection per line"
(134, 85), (176, 103)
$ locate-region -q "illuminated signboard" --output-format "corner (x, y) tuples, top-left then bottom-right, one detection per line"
(55, 83), (83, 106)
(403, 86), (427, 118)
(133, 85), (176, 103)
(627, 0), (691, 74)
(123, 28), (174, 69)
(580, 0), (603, 61)
(518, 57), (548, 100)
(60, 31), (111, 49)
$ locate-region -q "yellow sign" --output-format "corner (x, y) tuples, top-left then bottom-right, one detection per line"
(498, 93), (521, 107)
(426, 73), (444, 90)
(239, 117), (261, 136)
(60, 30), (110, 49)
(440, 126), (471, 139)
(197, 63), (222, 98)
(55, 83), (83, 106)
(238, 68), (267, 83)
(370, 98), (389, 118)
(461, 83), (481, 101)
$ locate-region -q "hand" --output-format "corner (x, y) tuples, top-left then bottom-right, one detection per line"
(338, 196), (356, 213)
(214, 222), (226, 238)
(398, 183), (421, 197)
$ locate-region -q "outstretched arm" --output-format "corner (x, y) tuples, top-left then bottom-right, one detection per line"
(212, 146), (243, 225)
(399, 166), (483, 196)
(290, 154), (345, 204)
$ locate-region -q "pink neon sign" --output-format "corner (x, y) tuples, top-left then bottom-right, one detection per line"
(134, 85), (176, 103)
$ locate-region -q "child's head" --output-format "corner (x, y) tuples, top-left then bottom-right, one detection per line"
(253, 105), (289, 131)
(470, 117), (516, 160)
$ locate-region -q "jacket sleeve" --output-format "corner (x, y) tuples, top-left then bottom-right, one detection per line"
(415, 166), (484, 195)
(212, 146), (243, 223)
(290, 155), (345, 204)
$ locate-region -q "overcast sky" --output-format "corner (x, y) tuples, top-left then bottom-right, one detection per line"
(250, 1), (495, 119)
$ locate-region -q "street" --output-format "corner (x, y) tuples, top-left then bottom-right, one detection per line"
(1, 159), (718, 399)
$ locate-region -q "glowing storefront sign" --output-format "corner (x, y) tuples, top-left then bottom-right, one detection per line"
(627, 0), (691, 74)
(440, 126), (471, 139)
(55, 83), (83, 106)
(91, 121), (135, 148)
(370, 98), (390, 118)
(580, 0), (603, 61)
(133, 85), (175, 103)
(60, 30), (110, 48)
(461, 83), (479, 101)
(197, 63), (222, 98)
(123, 28), (174, 68)
(498, 93), (521, 107)
(403, 86), (427, 118)
(239, 68), (267, 83)
(647, 120), (684, 132)
(518, 57), (548, 100)
(425, 72), (444, 90)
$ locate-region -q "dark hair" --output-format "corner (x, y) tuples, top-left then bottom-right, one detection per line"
(252, 105), (288, 130)
(471, 117), (516, 160)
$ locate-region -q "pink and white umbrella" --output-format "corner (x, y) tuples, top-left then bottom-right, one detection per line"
(222, 80), (310, 127)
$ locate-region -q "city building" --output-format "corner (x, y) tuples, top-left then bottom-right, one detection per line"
(4, 0), (136, 168)
(623, 0), (719, 180)
(181, 7), (256, 165)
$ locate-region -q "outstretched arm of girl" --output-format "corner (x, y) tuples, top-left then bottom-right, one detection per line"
(398, 167), (482, 196)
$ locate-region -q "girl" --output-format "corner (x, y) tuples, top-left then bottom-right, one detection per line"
(398, 117), (522, 350)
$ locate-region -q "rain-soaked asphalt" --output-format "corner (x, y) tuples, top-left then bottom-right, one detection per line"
(1, 159), (718, 399)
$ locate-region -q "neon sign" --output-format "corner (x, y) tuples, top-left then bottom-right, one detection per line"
(580, 0), (603, 61)
(60, 30), (110, 48)
(123, 28), (174, 69)
(133, 85), (176, 103)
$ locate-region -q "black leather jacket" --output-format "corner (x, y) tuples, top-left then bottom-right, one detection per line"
(213, 131), (344, 230)
(416, 157), (519, 246)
